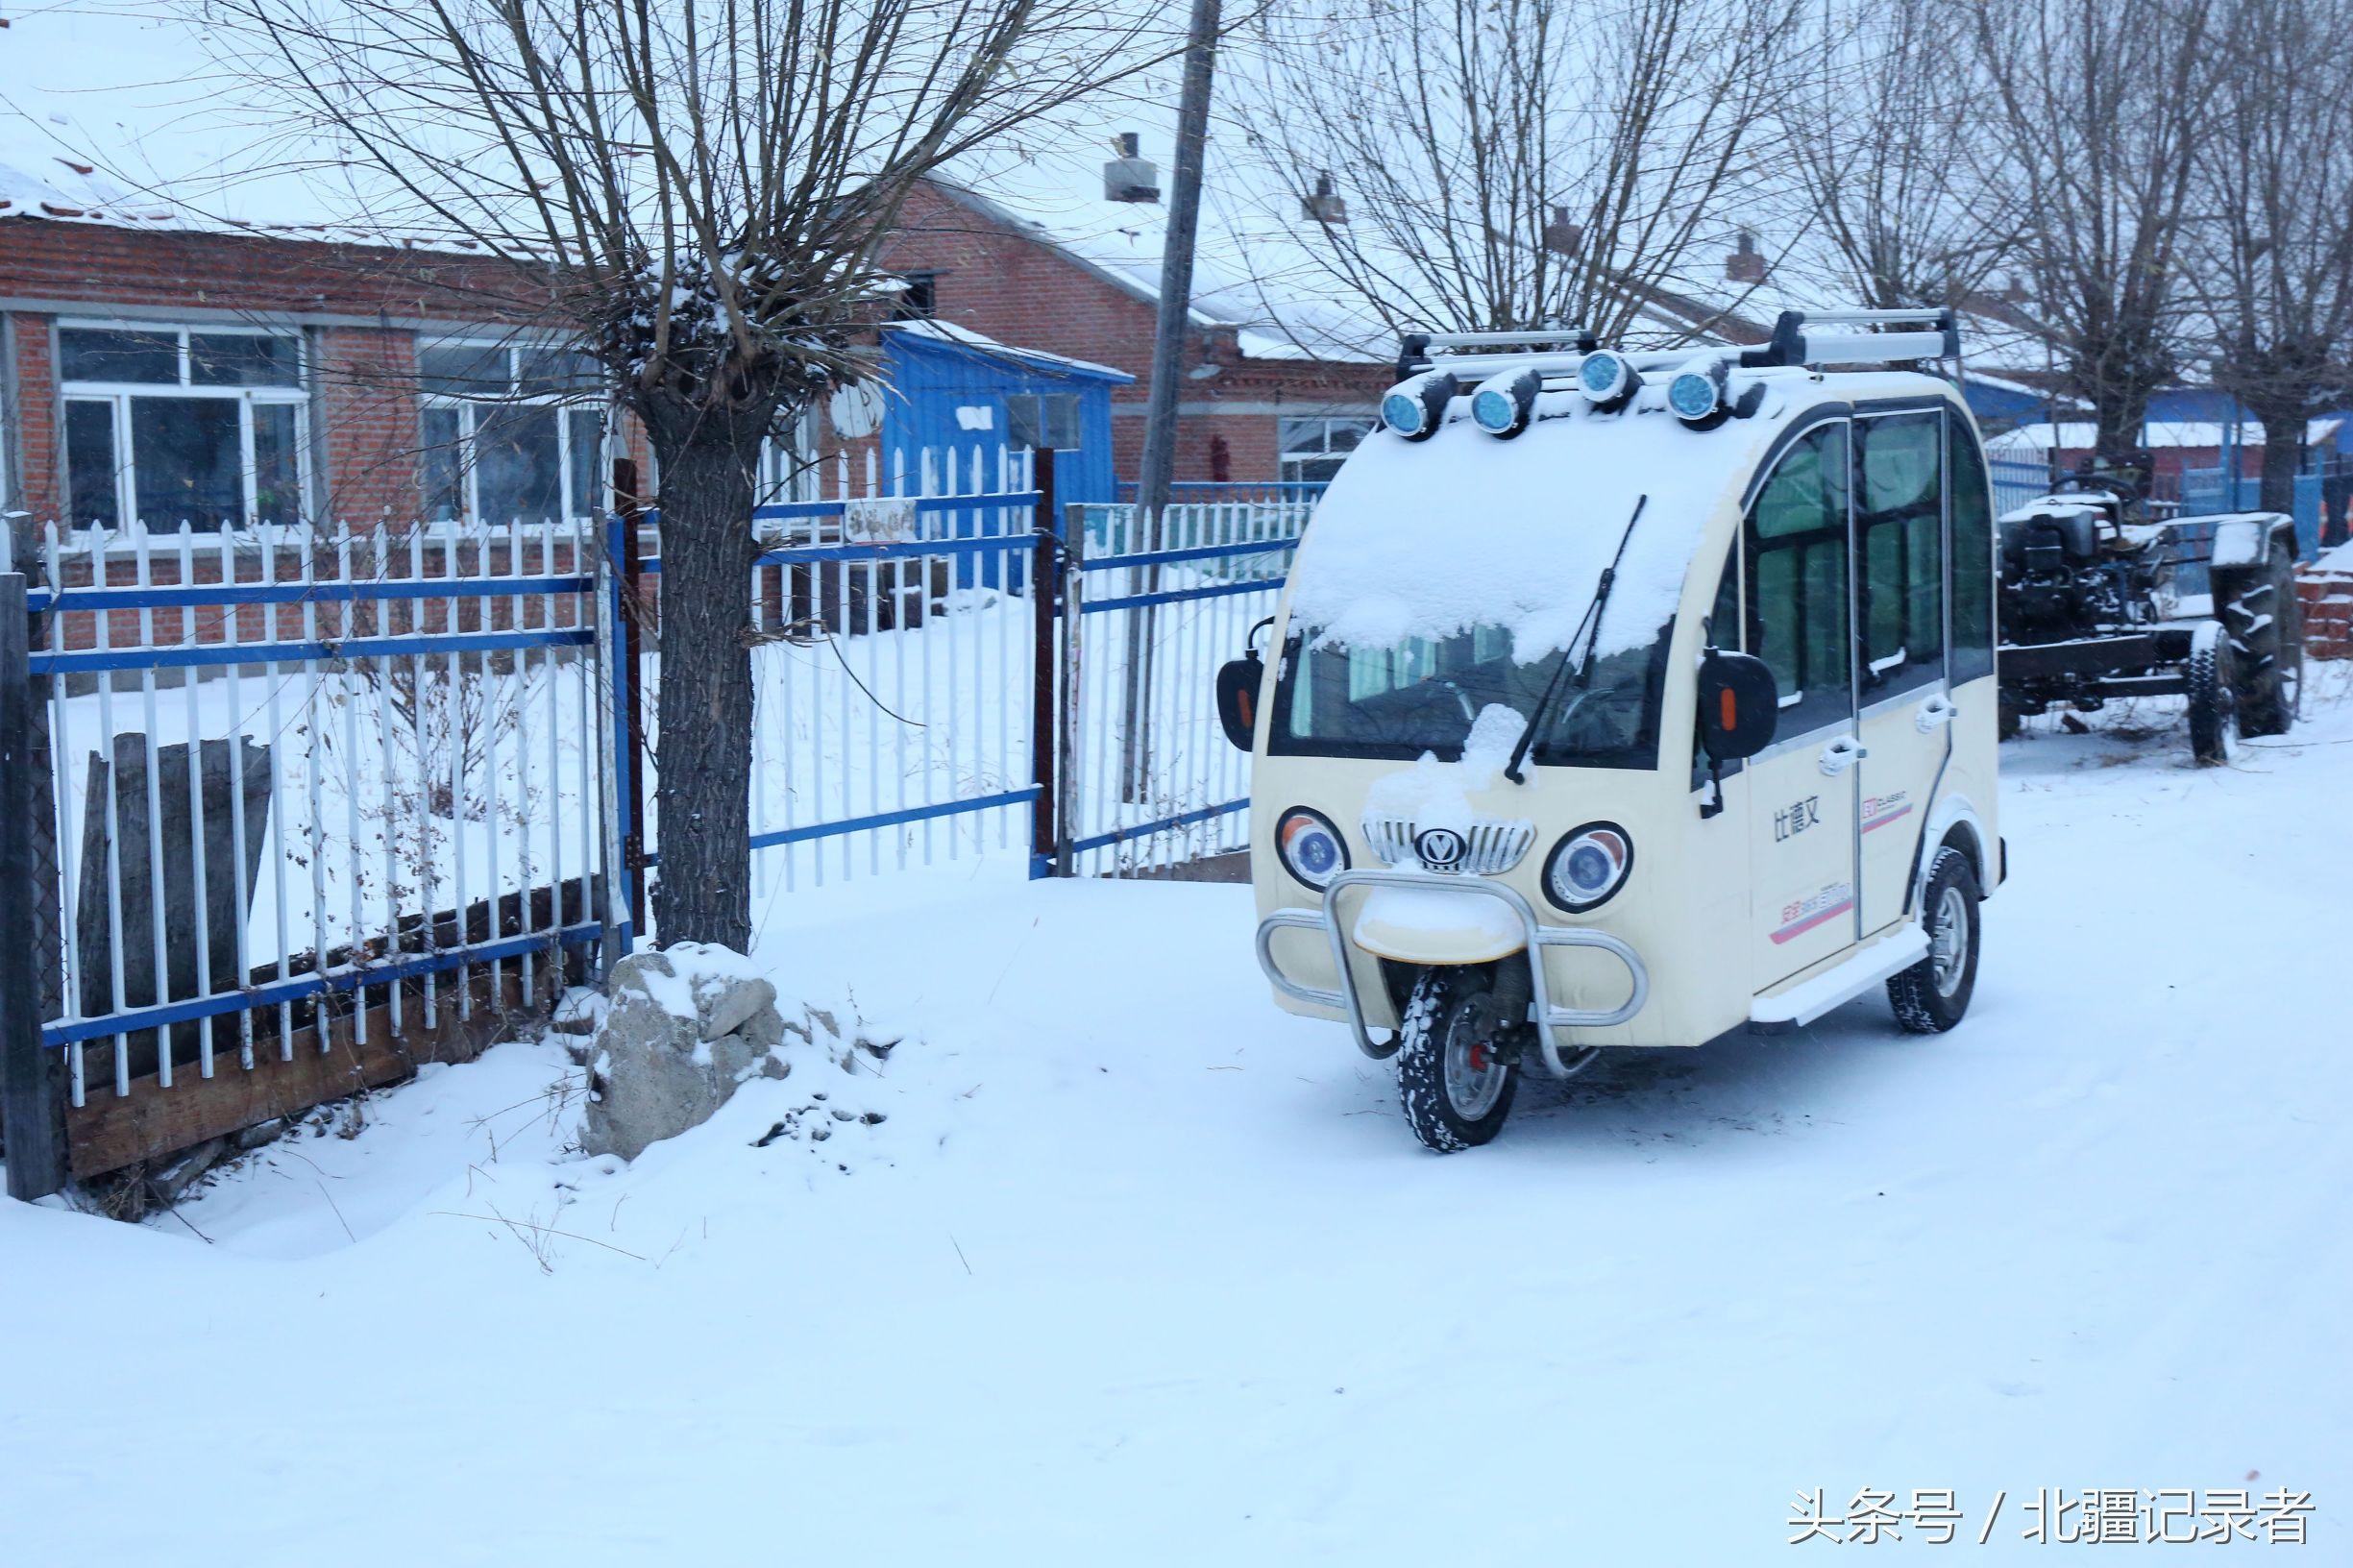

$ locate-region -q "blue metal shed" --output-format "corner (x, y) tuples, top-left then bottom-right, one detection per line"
(878, 322), (1131, 506)
(1961, 374), (2064, 435)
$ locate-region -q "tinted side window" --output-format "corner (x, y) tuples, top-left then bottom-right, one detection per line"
(1746, 423), (1851, 740)
(1949, 415), (1996, 683)
(1855, 413), (1944, 697)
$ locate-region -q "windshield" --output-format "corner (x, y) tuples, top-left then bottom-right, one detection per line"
(1268, 620), (1673, 769)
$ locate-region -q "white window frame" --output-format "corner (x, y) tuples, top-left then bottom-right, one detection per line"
(418, 336), (609, 526)
(1278, 412), (1376, 484)
(56, 318), (313, 531)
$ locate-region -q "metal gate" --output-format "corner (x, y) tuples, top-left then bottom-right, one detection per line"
(1058, 498), (1310, 874)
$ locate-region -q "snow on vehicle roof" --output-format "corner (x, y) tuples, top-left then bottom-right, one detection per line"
(1284, 374), (1872, 663)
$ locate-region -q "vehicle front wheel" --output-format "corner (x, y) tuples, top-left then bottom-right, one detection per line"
(1395, 967), (1519, 1153)
(2186, 619), (2237, 766)
(1888, 846), (1981, 1034)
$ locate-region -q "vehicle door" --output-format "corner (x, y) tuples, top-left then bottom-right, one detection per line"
(1741, 420), (1863, 987)
(1851, 407), (1952, 936)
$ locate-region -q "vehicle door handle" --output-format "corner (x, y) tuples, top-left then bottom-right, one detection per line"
(1915, 694), (1959, 733)
(1818, 735), (1867, 775)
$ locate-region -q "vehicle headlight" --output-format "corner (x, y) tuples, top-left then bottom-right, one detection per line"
(1276, 806), (1350, 890)
(1543, 821), (1633, 912)
(1577, 350), (1636, 406)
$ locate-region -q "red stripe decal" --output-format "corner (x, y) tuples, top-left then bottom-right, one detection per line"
(1772, 897), (1854, 943)
(1862, 803), (1916, 833)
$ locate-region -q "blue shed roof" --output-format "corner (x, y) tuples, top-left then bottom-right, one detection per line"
(881, 319), (1133, 384)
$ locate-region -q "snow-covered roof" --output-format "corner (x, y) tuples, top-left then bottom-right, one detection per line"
(0, 5), (513, 252)
(1990, 419), (2344, 452)
(882, 317), (1132, 382)
(927, 126), (1400, 366)
(932, 105), (1798, 369)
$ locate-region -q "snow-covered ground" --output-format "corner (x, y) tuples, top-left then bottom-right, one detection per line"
(5, 674), (2350, 1562)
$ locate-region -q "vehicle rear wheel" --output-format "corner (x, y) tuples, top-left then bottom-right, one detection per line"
(2226, 543), (2303, 738)
(1395, 967), (1519, 1153)
(2186, 619), (2237, 766)
(1888, 846), (1981, 1034)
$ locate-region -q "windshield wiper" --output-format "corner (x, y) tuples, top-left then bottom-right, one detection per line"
(1503, 494), (1648, 784)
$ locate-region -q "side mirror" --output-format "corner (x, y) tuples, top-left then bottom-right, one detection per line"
(1215, 651), (1263, 751)
(1697, 649), (1777, 763)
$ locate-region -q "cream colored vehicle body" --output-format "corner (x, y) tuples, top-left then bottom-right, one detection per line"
(1243, 331), (2003, 1136)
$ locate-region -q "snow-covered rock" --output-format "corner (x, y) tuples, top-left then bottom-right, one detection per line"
(581, 945), (790, 1161)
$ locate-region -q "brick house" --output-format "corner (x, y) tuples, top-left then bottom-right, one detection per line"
(878, 176), (1397, 490)
(0, 189), (628, 533)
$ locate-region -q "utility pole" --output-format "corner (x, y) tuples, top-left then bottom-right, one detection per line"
(1121, 0), (1221, 803)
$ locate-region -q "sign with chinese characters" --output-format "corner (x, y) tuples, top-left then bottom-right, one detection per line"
(1787, 1485), (2314, 1546)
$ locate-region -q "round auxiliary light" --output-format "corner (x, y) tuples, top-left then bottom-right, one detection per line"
(1471, 367), (1542, 438)
(1275, 806), (1350, 891)
(1380, 371), (1458, 442)
(1665, 362), (1722, 419)
(1543, 821), (1633, 913)
(1577, 350), (1636, 406)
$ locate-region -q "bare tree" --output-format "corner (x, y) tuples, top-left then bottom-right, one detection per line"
(1783, 0), (2010, 310)
(1970, 0), (2220, 465)
(1236, 0), (1807, 347)
(2192, 0), (2353, 513)
(192, 0), (1180, 949)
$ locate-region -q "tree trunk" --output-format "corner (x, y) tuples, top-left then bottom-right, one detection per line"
(645, 421), (762, 953)
(2091, 395), (2146, 471)
(2254, 408), (2304, 517)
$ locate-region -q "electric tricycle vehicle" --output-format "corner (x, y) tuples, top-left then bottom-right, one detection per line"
(1215, 309), (2006, 1152)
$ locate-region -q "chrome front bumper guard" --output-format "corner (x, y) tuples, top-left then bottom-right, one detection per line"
(1254, 869), (1651, 1078)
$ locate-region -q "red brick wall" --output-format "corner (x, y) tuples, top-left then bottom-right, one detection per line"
(0, 218), (548, 320)
(879, 183), (1389, 484)
(1, 217), (575, 527)
(314, 325), (424, 521)
(9, 310), (62, 519)
(2301, 569), (2353, 660)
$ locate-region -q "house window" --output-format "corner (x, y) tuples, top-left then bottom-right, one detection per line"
(1278, 414), (1374, 483)
(58, 323), (309, 529)
(419, 339), (607, 524)
(895, 271), (939, 320)
(1006, 393), (1081, 452)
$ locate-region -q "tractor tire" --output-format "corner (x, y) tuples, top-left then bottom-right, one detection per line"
(1888, 847), (1982, 1034)
(2187, 619), (2237, 766)
(1394, 967), (1519, 1153)
(2222, 541), (2304, 739)
(1998, 698), (2022, 741)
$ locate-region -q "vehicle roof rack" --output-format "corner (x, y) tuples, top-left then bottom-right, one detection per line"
(1392, 306), (1961, 384)
(1395, 327), (1598, 380)
(1738, 306), (1959, 371)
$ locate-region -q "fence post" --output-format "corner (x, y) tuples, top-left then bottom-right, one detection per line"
(614, 460), (650, 940)
(1, 573), (69, 1200)
(1029, 454), (1062, 879)
(1055, 502), (1086, 878)
(595, 464), (644, 972)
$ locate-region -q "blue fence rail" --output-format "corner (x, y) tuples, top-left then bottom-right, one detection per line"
(6, 518), (610, 1111)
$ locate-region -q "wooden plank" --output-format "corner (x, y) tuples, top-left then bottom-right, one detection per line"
(63, 972), (528, 1180)
(1, 574), (72, 1200)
